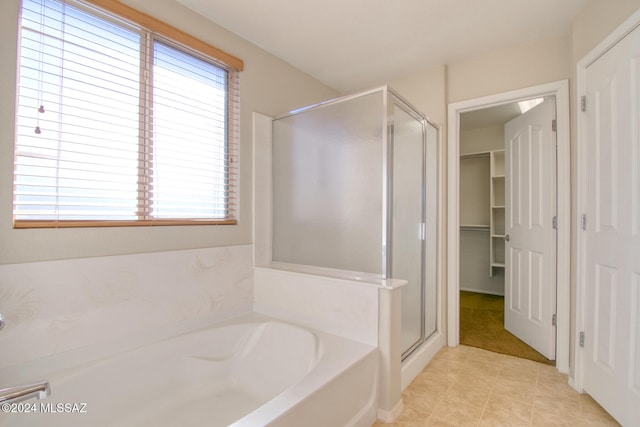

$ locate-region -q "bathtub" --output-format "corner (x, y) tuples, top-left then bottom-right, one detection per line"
(0, 313), (379, 427)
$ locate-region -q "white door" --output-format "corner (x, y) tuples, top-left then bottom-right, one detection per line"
(582, 23), (640, 427)
(504, 100), (557, 360)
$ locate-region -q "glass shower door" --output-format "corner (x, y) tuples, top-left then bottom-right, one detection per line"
(390, 101), (426, 357)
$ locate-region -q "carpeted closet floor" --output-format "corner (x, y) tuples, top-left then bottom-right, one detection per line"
(459, 291), (554, 365)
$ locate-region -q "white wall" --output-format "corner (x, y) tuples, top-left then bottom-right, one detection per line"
(389, 65), (447, 126)
(0, 0), (338, 265)
(460, 125), (504, 155)
(447, 35), (572, 104)
(459, 156), (490, 226)
(572, 0), (640, 61)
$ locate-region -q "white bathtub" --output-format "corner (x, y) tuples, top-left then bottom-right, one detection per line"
(0, 314), (379, 427)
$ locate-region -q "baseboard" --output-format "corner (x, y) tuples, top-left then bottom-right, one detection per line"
(401, 331), (444, 390)
(376, 399), (403, 423)
(568, 375), (581, 392)
(460, 287), (504, 296)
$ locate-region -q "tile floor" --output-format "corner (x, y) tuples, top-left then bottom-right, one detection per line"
(374, 345), (620, 426)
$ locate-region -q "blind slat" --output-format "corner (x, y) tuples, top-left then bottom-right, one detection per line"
(14, 0), (240, 227)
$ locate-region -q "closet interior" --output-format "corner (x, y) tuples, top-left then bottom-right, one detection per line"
(459, 123), (506, 296)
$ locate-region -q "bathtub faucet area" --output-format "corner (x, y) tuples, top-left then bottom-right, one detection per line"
(0, 381), (50, 404)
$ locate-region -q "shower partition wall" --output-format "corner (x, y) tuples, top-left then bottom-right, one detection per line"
(271, 86), (438, 358)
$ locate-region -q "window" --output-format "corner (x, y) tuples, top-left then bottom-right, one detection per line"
(13, 0), (242, 227)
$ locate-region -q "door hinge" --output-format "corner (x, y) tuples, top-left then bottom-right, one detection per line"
(552, 119), (557, 132)
(552, 313), (557, 326)
(579, 331), (585, 348)
(581, 214), (587, 231)
(581, 96), (587, 112)
(552, 216), (558, 229)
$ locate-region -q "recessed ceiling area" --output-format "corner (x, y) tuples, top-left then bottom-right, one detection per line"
(460, 103), (522, 131)
(460, 97), (551, 130)
(176, 0), (589, 93)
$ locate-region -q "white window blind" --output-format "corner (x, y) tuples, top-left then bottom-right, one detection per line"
(14, 0), (240, 227)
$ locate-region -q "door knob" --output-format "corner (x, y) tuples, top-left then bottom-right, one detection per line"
(505, 234), (510, 242)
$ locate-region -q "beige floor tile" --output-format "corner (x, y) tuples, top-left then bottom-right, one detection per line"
(535, 378), (581, 402)
(379, 405), (430, 427)
(484, 393), (533, 424)
(456, 368), (499, 391)
(464, 357), (503, 377)
(425, 417), (477, 427)
(426, 396), (483, 426)
(530, 407), (582, 426)
(433, 346), (473, 362)
(491, 377), (537, 404)
(479, 409), (531, 427)
(413, 368), (457, 392)
(444, 380), (491, 410)
(501, 354), (543, 371)
(466, 347), (508, 363)
(533, 392), (580, 416)
(418, 371), (458, 386)
(579, 394), (620, 425)
(497, 365), (539, 387)
(537, 364), (568, 382)
(380, 345), (622, 427)
(402, 388), (443, 417)
(425, 356), (466, 374)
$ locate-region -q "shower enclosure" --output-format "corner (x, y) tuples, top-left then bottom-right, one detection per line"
(271, 86), (438, 358)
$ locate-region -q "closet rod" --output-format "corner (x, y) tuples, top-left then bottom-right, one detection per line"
(460, 225), (490, 232)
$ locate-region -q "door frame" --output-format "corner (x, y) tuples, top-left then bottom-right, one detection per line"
(447, 80), (571, 373)
(574, 7), (640, 392)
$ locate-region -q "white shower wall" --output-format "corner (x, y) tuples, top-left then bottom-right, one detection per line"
(0, 245), (253, 369)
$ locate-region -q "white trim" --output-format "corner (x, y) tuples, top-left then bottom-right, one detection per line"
(252, 112), (273, 268)
(574, 6), (640, 393)
(376, 399), (404, 423)
(460, 288), (505, 296)
(447, 80), (571, 374)
(401, 331), (444, 390)
(436, 118), (447, 351)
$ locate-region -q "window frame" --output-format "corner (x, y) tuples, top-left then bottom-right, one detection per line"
(13, 0), (243, 229)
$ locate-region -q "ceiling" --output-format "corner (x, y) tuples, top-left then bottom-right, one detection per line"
(176, 0), (588, 94)
(460, 102), (522, 131)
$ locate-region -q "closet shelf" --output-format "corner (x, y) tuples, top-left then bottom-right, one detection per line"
(490, 149), (505, 277)
(460, 151), (491, 159)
